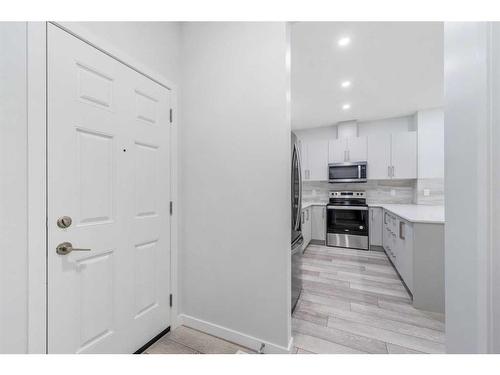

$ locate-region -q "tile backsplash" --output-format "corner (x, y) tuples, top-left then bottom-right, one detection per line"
(303, 179), (444, 206)
(415, 178), (445, 205)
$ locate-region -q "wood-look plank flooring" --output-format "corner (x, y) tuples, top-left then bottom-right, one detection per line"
(292, 244), (445, 354)
(144, 325), (255, 354)
(146, 244), (445, 354)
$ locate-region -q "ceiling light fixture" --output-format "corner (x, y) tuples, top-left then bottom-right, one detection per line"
(342, 103), (351, 110)
(338, 37), (351, 47)
(341, 81), (351, 88)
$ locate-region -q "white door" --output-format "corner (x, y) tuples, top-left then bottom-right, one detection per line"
(391, 132), (417, 179)
(347, 137), (367, 162)
(306, 140), (329, 180)
(367, 134), (391, 179)
(47, 25), (171, 353)
(329, 138), (347, 163)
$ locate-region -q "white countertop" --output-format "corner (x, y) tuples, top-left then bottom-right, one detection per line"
(369, 203), (445, 224)
(302, 201), (327, 209)
(302, 201), (445, 224)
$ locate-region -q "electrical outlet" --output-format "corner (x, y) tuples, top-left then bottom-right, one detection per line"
(390, 189), (396, 197)
(423, 189), (431, 197)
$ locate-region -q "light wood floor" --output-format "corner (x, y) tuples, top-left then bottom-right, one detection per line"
(292, 244), (445, 354)
(145, 244), (445, 354)
(144, 325), (255, 354)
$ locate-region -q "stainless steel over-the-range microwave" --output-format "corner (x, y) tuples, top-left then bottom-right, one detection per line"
(328, 161), (367, 183)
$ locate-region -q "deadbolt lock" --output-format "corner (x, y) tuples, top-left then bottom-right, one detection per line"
(57, 216), (72, 229)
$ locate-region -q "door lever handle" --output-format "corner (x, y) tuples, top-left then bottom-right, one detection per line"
(56, 242), (91, 255)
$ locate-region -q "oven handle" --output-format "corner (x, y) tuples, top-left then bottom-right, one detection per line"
(327, 206), (368, 210)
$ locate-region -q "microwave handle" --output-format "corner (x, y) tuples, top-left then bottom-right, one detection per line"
(358, 165), (361, 179)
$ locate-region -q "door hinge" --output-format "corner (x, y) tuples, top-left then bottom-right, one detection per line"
(169, 294), (173, 307)
(170, 201), (173, 216)
(169, 108), (173, 124)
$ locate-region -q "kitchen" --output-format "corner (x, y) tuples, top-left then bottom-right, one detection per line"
(290, 22), (445, 353)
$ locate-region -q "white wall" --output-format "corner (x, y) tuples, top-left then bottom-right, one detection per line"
(444, 22), (491, 353)
(0, 22), (28, 354)
(179, 22), (291, 352)
(417, 108), (444, 179)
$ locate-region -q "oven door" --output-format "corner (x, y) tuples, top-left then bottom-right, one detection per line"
(328, 162), (367, 183)
(326, 206), (369, 249)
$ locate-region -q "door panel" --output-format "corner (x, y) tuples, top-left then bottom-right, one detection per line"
(306, 140), (329, 180)
(392, 132), (417, 179)
(48, 24), (171, 354)
(328, 138), (346, 163)
(367, 134), (391, 179)
(347, 137), (367, 162)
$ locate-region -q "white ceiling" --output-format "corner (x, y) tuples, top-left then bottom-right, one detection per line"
(291, 22), (444, 130)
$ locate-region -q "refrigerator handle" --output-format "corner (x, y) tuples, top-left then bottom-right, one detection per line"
(293, 144), (302, 231)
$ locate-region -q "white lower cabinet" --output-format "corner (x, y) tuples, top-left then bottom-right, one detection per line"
(311, 205), (326, 242)
(369, 207), (383, 247)
(396, 219), (414, 292)
(382, 210), (414, 293)
(301, 206), (312, 250)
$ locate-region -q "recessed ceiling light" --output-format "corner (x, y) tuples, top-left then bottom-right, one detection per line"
(341, 81), (351, 88)
(338, 37), (351, 47)
(342, 103), (351, 110)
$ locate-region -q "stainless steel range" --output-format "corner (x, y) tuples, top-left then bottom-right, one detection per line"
(326, 191), (369, 250)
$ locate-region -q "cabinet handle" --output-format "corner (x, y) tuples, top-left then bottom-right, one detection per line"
(302, 211), (305, 225)
(347, 150), (350, 161)
(399, 221), (405, 240)
(391, 166), (395, 177)
(307, 209), (309, 221)
(384, 212), (387, 224)
(388, 166), (391, 178)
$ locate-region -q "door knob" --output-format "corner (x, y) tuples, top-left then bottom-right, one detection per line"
(56, 242), (91, 255)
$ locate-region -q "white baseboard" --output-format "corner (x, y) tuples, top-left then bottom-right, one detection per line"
(178, 314), (293, 354)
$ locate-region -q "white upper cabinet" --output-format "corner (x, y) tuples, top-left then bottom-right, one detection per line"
(328, 137), (367, 164)
(367, 132), (417, 180)
(367, 134), (392, 179)
(301, 139), (328, 181)
(347, 136), (368, 162)
(417, 109), (444, 179)
(391, 132), (417, 179)
(328, 138), (347, 163)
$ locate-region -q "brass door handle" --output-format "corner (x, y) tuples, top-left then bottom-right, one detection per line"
(56, 242), (91, 255)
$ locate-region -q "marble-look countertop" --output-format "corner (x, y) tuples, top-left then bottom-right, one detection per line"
(301, 200), (445, 224)
(369, 203), (445, 224)
(302, 201), (327, 209)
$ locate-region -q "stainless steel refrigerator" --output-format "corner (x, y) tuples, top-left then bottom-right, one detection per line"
(291, 132), (303, 312)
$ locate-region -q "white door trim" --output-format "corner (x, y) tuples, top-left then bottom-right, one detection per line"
(26, 21), (180, 353)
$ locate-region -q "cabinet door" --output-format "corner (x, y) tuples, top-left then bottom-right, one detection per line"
(328, 138), (347, 164)
(396, 219), (414, 292)
(391, 132), (417, 179)
(369, 207), (383, 247)
(347, 137), (367, 162)
(311, 206), (326, 241)
(367, 134), (391, 179)
(298, 139), (308, 181)
(306, 140), (329, 180)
